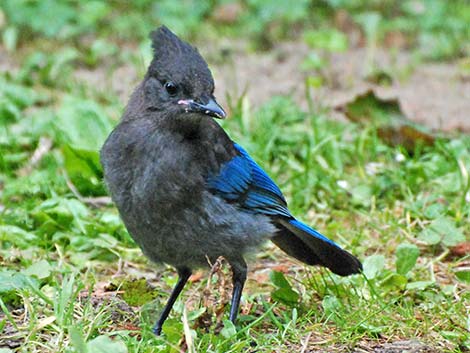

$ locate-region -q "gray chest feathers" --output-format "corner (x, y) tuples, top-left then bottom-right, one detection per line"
(101, 121), (276, 268)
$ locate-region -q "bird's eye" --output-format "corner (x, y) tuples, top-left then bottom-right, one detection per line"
(164, 81), (178, 96)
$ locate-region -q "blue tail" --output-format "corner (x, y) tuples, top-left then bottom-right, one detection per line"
(271, 218), (362, 276)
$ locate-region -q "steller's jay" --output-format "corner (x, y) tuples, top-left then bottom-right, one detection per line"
(100, 26), (362, 335)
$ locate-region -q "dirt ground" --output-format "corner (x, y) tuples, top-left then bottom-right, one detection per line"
(212, 41), (470, 133)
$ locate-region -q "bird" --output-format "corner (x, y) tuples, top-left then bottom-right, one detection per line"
(100, 26), (362, 336)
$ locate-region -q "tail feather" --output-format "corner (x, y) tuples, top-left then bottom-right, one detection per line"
(271, 227), (323, 266)
(274, 218), (362, 276)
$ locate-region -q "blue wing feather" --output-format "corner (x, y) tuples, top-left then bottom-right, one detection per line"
(287, 219), (338, 247)
(206, 143), (362, 275)
(207, 143), (290, 217)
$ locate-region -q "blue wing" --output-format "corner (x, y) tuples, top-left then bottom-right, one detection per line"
(207, 143), (291, 217)
(206, 143), (362, 276)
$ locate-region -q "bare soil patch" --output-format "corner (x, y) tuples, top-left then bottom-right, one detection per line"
(213, 41), (470, 133)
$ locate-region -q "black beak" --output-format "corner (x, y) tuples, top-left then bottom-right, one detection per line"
(178, 97), (226, 119)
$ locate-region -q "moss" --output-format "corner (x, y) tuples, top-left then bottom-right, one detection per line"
(119, 278), (158, 307)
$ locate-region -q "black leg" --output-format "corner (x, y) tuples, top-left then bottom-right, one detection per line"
(229, 259), (247, 323)
(153, 267), (191, 336)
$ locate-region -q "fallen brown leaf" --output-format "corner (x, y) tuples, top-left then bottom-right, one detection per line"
(189, 270), (204, 283)
(272, 264), (290, 273)
(450, 242), (470, 258)
(336, 89), (438, 152)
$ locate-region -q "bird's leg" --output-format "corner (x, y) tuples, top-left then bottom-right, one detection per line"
(229, 259), (247, 323)
(153, 267), (191, 336)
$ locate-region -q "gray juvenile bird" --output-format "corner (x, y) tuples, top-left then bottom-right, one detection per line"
(100, 26), (362, 335)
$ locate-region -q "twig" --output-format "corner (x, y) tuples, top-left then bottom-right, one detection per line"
(64, 171), (112, 207)
(17, 136), (52, 176)
(300, 332), (312, 353)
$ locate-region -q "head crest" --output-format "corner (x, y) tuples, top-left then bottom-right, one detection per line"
(150, 26), (194, 59)
(147, 26), (214, 94)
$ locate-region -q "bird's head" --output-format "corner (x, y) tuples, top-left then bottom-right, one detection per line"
(143, 26), (226, 120)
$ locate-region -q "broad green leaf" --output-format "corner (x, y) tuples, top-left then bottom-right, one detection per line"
(442, 232), (465, 248)
(0, 97), (21, 122)
(418, 228), (441, 245)
(23, 260), (52, 279)
(34, 197), (89, 230)
(62, 145), (105, 195)
(99, 212), (122, 232)
(423, 203), (445, 219)
(55, 96), (113, 151)
(0, 78), (41, 108)
(419, 217), (465, 247)
(406, 281), (435, 291)
(187, 307), (206, 321)
(87, 335), (127, 353)
(0, 270), (39, 306)
(395, 243), (420, 275)
(380, 273), (407, 291)
(54, 96), (111, 195)
(0, 271), (37, 293)
(160, 318), (183, 343)
(0, 225), (38, 249)
(0, 77), (44, 124)
(455, 270), (470, 283)
(351, 184), (372, 207)
(220, 319), (237, 338)
(91, 233), (119, 249)
(322, 295), (341, 322)
(433, 218), (464, 246)
(270, 271), (299, 305)
(363, 254), (385, 279)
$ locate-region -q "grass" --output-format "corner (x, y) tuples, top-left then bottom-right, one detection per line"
(1, 1), (470, 352)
